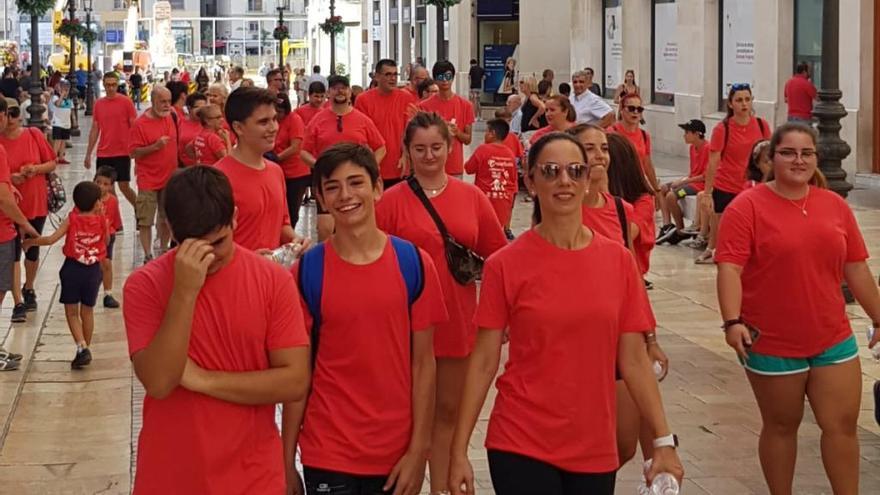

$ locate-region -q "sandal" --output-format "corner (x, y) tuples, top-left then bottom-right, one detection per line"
(0, 358), (21, 371)
(694, 249), (715, 265)
(0, 348), (22, 361)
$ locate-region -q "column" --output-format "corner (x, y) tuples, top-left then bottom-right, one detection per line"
(518, 0), (572, 84)
(448, 0), (473, 93)
(569, 0), (603, 77)
(622, 0), (651, 96)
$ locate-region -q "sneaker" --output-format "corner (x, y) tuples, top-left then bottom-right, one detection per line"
(656, 224), (675, 242)
(11, 303), (27, 323)
(666, 229), (696, 246)
(103, 294), (120, 308)
(0, 357), (20, 371)
(504, 228), (515, 241)
(22, 288), (37, 312)
(0, 347), (22, 361)
(695, 249), (715, 265)
(71, 348), (92, 369)
(644, 279), (654, 290)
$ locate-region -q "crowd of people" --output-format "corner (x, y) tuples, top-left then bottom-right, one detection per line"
(0, 54), (876, 495)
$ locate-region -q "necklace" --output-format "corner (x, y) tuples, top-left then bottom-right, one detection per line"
(425, 180), (448, 196)
(785, 187), (810, 216)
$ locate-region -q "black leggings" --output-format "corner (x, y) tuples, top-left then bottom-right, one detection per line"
(303, 466), (390, 495)
(286, 176), (311, 230)
(488, 450), (616, 495)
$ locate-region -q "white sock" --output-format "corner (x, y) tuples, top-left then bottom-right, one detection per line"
(104, 290), (113, 297)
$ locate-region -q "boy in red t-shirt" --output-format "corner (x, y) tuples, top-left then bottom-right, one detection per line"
(464, 119), (518, 239)
(418, 61), (475, 176)
(657, 119), (709, 245)
(123, 167), (311, 494)
(284, 143), (447, 495)
(95, 166), (122, 308)
(24, 182), (108, 369)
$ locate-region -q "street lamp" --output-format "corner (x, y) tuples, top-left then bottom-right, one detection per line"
(66, 0), (81, 136)
(83, 0), (94, 116)
(26, 12), (45, 129)
(277, 0), (288, 69)
(329, 0), (336, 75)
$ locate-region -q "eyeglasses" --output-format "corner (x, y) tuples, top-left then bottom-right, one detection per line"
(625, 105), (645, 114)
(731, 83), (751, 92)
(435, 71), (454, 82)
(336, 114), (343, 132)
(7, 107), (21, 119)
(775, 149), (818, 161)
(536, 162), (588, 181)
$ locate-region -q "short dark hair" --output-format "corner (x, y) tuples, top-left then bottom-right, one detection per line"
(308, 81), (326, 94)
(231, 66), (244, 77)
(432, 60), (456, 79)
(72, 181), (102, 212)
(313, 143), (380, 194)
(266, 68), (283, 81)
(275, 92), (292, 116)
(375, 59), (397, 74)
(185, 92), (207, 109)
(485, 119), (510, 141)
(796, 62), (810, 74)
(167, 81), (188, 105)
(163, 167), (235, 241)
(537, 80), (553, 96)
(585, 67), (595, 75)
(312, 65), (321, 73)
(470, 59), (478, 65)
(542, 69), (554, 79)
(558, 82), (571, 96)
(95, 166), (117, 183)
(225, 87), (276, 133)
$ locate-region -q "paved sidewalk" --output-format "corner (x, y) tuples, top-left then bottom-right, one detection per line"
(0, 117), (879, 493)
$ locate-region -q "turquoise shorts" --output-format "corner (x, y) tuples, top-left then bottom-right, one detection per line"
(741, 334), (859, 376)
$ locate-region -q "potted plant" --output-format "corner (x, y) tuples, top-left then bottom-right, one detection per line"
(319, 16), (345, 36)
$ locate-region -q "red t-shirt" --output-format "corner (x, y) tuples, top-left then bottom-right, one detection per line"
(274, 112), (308, 179)
(0, 146), (18, 243)
(502, 132), (524, 160)
(610, 123), (652, 172)
(528, 125), (554, 145)
(192, 128), (226, 166)
(477, 229), (653, 472)
(294, 104), (323, 126)
(355, 88), (419, 180)
(582, 193), (634, 246)
(178, 118), (203, 167)
(418, 95), (475, 175)
(93, 95), (137, 157)
(630, 193), (656, 275)
(709, 117), (771, 194)
(295, 239), (448, 474)
(103, 193), (123, 232)
(62, 209), (107, 265)
(784, 74), (817, 120)
(215, 156), (290, 251)
(0, 127), (55, 218)
(464, 143), (518, 226)
(129, 113), (179, 191)
(302, 108), (385, 158)
(715, 185), (868, 357)
(376, 179), (508, 357)
(688, 142), (709, 191)
(123, 247), (308, 495)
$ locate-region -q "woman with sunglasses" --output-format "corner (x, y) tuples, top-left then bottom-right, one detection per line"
(0, 100), (56, 322)
(518, 76), (546, 133)
(699, 83), (771, 264)
(528, 95), (577, 145)
(716, 123), (880, 495)
(610, 94), (660, 192)
(376, 112), (508, 495)
(448, 132), (682, 495)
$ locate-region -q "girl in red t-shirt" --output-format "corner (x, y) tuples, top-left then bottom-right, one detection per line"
(448, 132), (683, 494)
(716, 124), (880, 495)
(376, 112), (507, 495)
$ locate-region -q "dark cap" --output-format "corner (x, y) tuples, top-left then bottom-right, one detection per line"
(678, 119), (706, 135)
(327, 74), (350, 88)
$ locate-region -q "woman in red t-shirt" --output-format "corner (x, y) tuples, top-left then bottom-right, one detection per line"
(528, 95), (576, 145)
(610, 94), (660, 190)
(717, 124), (880, 495)
(448, 132), (683, 494)
(375, 112), (507, 495)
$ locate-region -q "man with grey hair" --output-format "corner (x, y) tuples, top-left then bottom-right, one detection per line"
(129, 85), (178, 261)
(506, 93), (523, 134)
(570, 70), (614, 127)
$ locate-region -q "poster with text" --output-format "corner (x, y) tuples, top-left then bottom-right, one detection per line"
(653, 2), (678, 97)
(484, 44), (517, 94)
(722, 0), (755, 97)
(603, 4), (623, 96)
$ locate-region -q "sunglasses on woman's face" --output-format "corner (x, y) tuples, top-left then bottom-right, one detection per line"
(625, 105), (645, 114)
(537, 162), (588, 181)
(7, 107), (21, 119)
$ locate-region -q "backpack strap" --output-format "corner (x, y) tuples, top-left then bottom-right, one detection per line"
(389, 236), (424, 306)
(757, 117), (766, 137)
(296, 242), (326, 366)
(721, 119), (730, 157)
(613, 196), (629, 247)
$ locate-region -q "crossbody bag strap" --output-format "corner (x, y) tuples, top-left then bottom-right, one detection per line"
(406, 176), (451, 240)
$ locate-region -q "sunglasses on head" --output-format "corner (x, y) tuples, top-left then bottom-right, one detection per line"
(731, 82), (751, 92)
(537, 162), (588, 181)
(435, 71), (454, 82)
(625, 105), (645, 114)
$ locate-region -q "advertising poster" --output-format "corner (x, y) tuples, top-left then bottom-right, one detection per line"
(721, 0), (755, 96)
(603, 3), (623, 95)
(653, 1), (678, 97)
(483, 44), (517, 94)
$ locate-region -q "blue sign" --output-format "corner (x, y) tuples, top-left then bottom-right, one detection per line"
(483, 44), (516, 93)
(105, 30), (123, 43)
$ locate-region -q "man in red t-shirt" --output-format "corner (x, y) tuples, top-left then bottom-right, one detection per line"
(355, 59), (419, 188)
(283, 143), (447, 495)
(130, 86), (178, 261)
(784, 62), (817, 124)
(464, 119), (518, 238)
(123, 166), (311, 494)
(405, 65), (429, 100)
(85, 72), (138, 210)
(418, 61), (474, 176)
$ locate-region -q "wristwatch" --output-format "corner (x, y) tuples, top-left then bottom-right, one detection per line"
(653, 434), (679, 449)
(721, 318), (744, 331)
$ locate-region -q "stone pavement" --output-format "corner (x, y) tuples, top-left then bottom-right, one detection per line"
(0, 116), (879, 494)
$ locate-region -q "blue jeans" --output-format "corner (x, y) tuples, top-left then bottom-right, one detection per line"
(788, 116), (813, 126)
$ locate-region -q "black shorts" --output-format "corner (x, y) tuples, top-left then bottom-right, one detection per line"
(302, 466), (388, 495)
(52, 126), (71, 141)
(106, 233), (116, 260)
(712, 188), (738, 214)
(488, 450), (616, 495)
(59, 258), (102, 307)
(15, 216), (47, 262)
(96, 156), (132, 183)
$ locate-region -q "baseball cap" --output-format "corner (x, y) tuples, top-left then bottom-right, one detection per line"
(327, 74), (350, 88)
(678, 119), (706, 135)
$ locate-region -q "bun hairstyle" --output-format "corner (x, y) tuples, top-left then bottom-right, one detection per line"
(764, 122), (828, 188)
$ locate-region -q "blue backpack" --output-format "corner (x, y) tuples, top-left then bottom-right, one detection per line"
(297, 236), (425, 364)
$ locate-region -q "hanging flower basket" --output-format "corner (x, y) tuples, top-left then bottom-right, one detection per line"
(425, 0), (462, 7)
(319, 16), (345, 36)
(58, 18), (84, 39)
(15, 0), (55, 17)
(80, 28), (97, 44)
(272, 24), (289, 41)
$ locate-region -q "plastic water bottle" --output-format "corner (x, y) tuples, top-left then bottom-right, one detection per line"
(867, 326), (880, 360)
(638, 460), (680, 495)
(270, 243), (300, 269)
(653, 361), (664, 379)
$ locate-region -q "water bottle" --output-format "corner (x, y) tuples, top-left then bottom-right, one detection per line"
(637, 460), (680, 495)
(867, 326), (880, 360)
(653, 360), (664, 380)
(270, 243), (300, 269)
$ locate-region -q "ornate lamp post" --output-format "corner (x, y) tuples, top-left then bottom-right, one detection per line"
(16, 0), (54, 129)
(318, 1), (344, 75)
(329, 0), (336, 74)
(64, 0), (81, 136)
(83, 0), (95, 116)
(276, 0), (288, 69)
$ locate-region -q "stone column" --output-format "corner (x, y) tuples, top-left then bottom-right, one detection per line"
(518, 0), (572, 84)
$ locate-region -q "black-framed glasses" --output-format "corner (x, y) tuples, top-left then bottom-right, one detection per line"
(731, 82), (751, 91)
(537, 162), (588, 181)
(336, 114), (343, 132)
(7, 107), (21, 119)
(625, 105), (645, 114)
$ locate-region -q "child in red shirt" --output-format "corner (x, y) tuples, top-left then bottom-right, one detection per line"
(189, 104), (231, 165)
(464, 119), (518, 238)
(24, 182), (108, 369)
(95, 166), (122, 309)
(658, 119), (708, 244)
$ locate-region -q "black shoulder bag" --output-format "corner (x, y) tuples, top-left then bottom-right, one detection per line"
(407, 176), (484, 285)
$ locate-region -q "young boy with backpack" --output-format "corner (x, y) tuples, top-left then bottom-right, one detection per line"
(95, 166), (122, 308)
(464, 119), (518, 239)
(283, 143), (447, 495)
(23, 182), (108, 368)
